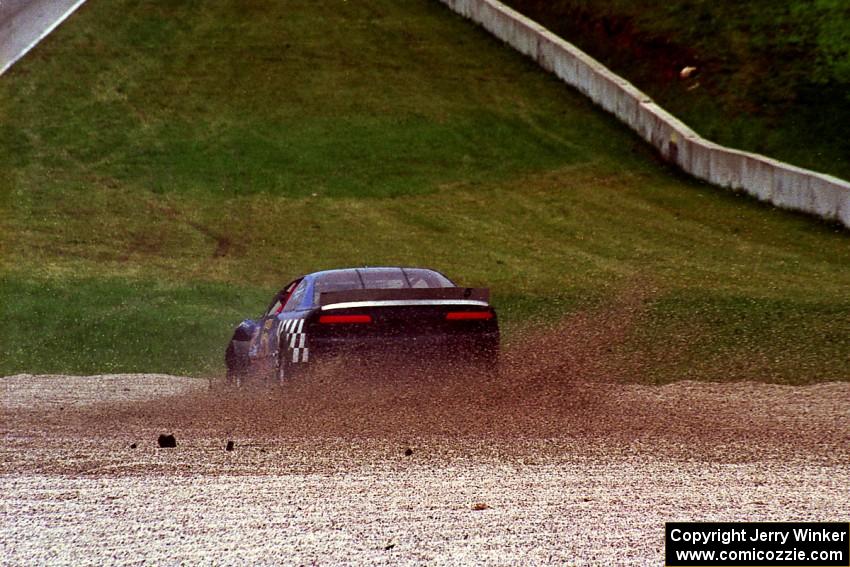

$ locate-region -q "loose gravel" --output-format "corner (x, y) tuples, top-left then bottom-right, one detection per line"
(2, 370), (848, 565)
(2, 302), (848, 565)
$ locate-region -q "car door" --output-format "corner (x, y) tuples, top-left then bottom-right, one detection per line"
(250, 279), (300, 362)
(273, 277), (312, 365)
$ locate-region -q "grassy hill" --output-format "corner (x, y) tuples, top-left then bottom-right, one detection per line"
(1, 0), (847, 382)
(503, 0), (850, 181)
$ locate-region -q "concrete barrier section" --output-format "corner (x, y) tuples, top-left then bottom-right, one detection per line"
(439, 0), (850, 228)
(741, 155), (775, 202)
(0, 0), (88, 76)
(811, 174), (847, 222)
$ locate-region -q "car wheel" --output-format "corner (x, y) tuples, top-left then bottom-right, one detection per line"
(276, 348), (294, 384)
(225, 343), (248, 388)
(225, 368), (239, 388)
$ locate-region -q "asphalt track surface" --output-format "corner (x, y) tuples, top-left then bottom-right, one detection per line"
(3, 305), (849, 565)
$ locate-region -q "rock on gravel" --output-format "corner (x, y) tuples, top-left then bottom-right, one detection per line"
(157, 434), (177, 448)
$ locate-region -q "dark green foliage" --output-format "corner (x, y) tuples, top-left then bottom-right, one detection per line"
(503, 0), (850, 179)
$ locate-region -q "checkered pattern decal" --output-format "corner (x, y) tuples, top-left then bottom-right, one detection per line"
(278, 318), (309, 363)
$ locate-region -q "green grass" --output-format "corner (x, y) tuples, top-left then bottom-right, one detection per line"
(0, 275), (266, 375)
(502, 0), (850, 180)
(1, 0), (848, 382)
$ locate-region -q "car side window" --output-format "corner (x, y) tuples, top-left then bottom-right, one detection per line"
(265, 298), (284, 317)
(265, 280), (300, 317)
(282, 279), (308, 312)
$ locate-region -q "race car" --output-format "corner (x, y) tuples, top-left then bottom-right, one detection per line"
(225, 267), (499, 384)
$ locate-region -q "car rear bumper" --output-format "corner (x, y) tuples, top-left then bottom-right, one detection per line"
(307, 332), (499, 365)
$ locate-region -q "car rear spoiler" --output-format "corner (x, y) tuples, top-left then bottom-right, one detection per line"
(319, 287), (490, 308)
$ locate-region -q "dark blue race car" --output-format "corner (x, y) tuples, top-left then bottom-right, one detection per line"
(225, 267), (499, 384)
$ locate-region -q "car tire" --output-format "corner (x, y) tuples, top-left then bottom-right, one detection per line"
(225, 343), (249, 388)
(276, 346), (294, 384)
(224, 368), (239, 388)
(276, 341), (310, 385)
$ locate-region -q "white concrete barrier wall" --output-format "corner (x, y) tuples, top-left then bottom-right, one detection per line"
(0, 0), (88, 76)
(439, 0), (850, 228)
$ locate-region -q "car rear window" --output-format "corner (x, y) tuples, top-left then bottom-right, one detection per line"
(312, 268), (453, 304)
(313, 270), (363, 303)
(359, 268), (409, 289)
(401, 268), (453, 288)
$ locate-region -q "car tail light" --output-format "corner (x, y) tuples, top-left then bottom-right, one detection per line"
(445, 311), (493, 321)
(319, 314), (372, 324)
